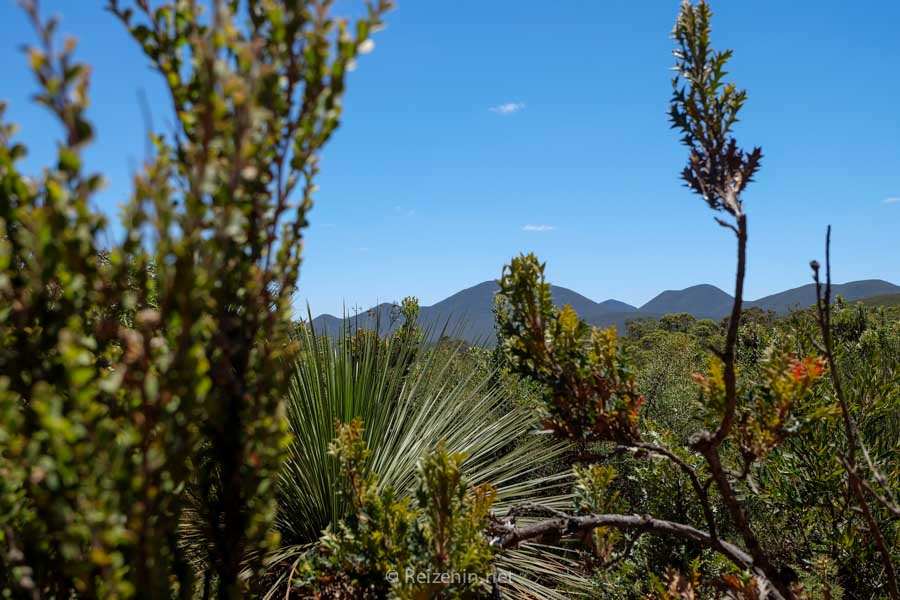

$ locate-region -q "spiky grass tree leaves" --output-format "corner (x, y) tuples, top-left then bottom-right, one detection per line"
(269, 322), (582, 600)
(496, 253), (644, 444)
(1, 0), (390, 597)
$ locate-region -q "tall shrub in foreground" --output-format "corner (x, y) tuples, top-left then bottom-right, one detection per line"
(0, 0), (390, 597)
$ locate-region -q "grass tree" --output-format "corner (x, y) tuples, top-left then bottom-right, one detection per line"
(265, 320), (584, 599)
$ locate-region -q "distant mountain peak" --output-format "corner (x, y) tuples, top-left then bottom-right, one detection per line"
(310, 278), (898, 345)
(597, 299), (639, 313)
(747, 279), (900, 314)
(640, 284), (733, 318)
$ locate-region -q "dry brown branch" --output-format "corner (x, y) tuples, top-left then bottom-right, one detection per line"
(494, 510), (786, 600)
(812, 225), (899, 600)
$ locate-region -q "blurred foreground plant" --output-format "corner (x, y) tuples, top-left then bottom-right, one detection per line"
(0, 0), (390, 596)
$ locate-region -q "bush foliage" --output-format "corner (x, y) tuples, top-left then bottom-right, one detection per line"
(1, 1), (896, 599)
(1, 0), (389, 596)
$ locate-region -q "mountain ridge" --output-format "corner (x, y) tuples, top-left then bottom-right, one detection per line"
(310, 278), (900, 344)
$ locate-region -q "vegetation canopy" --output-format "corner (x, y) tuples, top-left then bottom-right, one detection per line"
(0, 1), (897, 599)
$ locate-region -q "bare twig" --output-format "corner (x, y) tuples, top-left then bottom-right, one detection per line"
(812, 225), (899, 600)
(628, 442), (720, 541)
(844, 459), (900, 519)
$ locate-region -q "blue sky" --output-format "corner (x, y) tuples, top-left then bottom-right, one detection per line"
(2, 1), (898, 316)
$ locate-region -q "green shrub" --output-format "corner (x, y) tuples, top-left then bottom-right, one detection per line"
(0, 0), (389, 596)
(295, 420), (497, 599)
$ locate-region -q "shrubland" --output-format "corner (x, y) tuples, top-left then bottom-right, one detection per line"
(1, 0), (896, 599)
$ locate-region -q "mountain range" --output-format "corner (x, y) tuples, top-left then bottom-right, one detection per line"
(310, 279), (900, 345)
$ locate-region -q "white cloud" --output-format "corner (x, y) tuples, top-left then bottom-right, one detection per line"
(490, 101), (525, 115)
(884, 196), (899, 205)
(522, 224), (555, 232)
